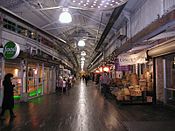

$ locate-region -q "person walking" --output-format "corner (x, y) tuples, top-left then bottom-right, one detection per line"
(0, 73), (16, 120)
(100, 72), (111, 98)
(85, 75), (89, 85)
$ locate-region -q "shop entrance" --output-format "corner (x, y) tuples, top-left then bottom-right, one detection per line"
(163, 54), (175, 105)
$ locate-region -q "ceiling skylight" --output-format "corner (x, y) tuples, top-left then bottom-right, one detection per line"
(70, 0), (127, 10)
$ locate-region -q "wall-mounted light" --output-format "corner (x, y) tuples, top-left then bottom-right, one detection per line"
(59, 8), (72, 23)
(78, 40), (85, 47)
(14, 69), (19, 77)
(103, 66), (110, 72)
(99, 67), (103, 72)
(95, 70), (100, 73)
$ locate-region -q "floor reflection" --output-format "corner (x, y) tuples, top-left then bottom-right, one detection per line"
(1, 80), (174, 131)
(76, 80), (89, 131)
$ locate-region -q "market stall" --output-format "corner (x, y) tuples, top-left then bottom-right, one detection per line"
(111, 51), (154, 104)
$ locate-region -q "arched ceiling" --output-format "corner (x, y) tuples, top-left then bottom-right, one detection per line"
(0, 0), (140, 71)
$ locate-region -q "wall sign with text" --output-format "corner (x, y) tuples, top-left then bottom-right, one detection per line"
(3, 41), (20, 59)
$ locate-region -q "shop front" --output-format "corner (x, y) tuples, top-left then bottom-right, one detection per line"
(3, 59), (50, 102)
(26, 63), (44, 99)
(162, 54), (175, 105)
(148, 38), (175, 106)
(0, 41), (58, 107)
(111, 51), (154, 104)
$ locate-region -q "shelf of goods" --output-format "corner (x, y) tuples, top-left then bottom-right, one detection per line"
(111, 73), (153, 104)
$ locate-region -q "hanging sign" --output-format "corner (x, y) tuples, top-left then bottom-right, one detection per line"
(118, 51), (147, 66)
(3, 41), (20, 59)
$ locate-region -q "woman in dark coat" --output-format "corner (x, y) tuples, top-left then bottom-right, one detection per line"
(0, 73), (16, 119)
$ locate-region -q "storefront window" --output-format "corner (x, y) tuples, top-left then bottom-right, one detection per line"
(3, 18), (16, 32)
(43, 68), (49, 94)
(27, 65), (43, 98)
(165, 54), (175, 105)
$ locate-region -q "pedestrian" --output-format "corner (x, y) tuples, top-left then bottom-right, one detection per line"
(85, 75), (89, 85)
(0, 73), (16, 120)
(62, 78), (67, 93)
(82, 75), (85, 81)
(100, 72), (111, 98)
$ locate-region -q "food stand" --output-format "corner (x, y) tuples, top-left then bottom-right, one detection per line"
(111, 51), (154, 104)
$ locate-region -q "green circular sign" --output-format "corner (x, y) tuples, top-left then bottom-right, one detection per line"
(3, 41), (20, 59)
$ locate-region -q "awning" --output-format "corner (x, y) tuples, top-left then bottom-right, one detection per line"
(148, 38), (175, 57)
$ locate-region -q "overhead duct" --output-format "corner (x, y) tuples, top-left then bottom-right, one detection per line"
(88, 3), (127, 69)
(95, 3), (127, 51)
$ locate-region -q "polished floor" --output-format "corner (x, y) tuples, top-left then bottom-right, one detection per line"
(1, 80), (175, 131)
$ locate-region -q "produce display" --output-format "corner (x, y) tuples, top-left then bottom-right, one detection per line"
(110, 71), (153, 103)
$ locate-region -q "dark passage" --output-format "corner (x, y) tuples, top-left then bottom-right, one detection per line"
(1, 80), (175, 131)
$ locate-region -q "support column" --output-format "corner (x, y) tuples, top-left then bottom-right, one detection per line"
(36, 63), (39, 96)
(163, 59), (167, 104)
(0, 13), (5, 107)
(153, 58), (157, 104)
(21, 59), (28, 102)
(0, 13), (3, 47)
(0, 13), (4, 106)
(53, 67), (56, 93)
(0, 57), (4, 106)
(42, 63), (44, 95)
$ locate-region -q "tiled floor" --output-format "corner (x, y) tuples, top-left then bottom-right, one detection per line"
(0, 80), (175, 131)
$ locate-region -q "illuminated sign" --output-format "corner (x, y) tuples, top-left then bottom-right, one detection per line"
(3, 41), (20, 59)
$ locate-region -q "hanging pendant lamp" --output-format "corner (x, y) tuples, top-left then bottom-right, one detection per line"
(59, 8), (72, 23)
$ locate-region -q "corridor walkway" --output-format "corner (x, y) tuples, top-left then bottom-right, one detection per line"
(1, 80), (175, 131)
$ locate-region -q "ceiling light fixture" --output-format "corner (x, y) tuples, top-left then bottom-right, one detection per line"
(81, 61), (85, 64)
(78, 40), (85, 47)
(81, 51), (86, 56)
(81, 57), (85, 61)
(59, 8), (72, 23)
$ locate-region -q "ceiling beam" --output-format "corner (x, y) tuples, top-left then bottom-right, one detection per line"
(78, 12), (117, 32)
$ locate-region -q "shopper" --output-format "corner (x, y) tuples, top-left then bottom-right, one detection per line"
(82, 75), (85, 81)
(0, 73), (16, 120)
(61, 78), (67, 93)
(85, 75), (90, 85)
(57, 76), (63, 92)
(100, 72), (111, 98)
